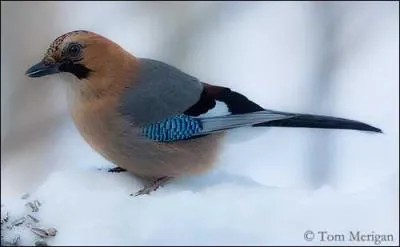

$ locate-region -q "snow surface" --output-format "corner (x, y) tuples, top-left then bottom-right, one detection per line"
(1, 168), (398, 246)
(1, 1), (399, 246)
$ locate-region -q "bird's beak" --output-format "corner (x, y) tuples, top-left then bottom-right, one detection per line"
(25, 60), (61, 78)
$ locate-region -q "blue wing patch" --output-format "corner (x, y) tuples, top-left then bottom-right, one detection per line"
(142, 114), (203, 142)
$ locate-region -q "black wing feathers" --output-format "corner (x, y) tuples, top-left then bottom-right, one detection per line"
(184, 83), (264, 116)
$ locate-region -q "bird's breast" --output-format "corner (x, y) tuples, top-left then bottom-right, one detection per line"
(69, 96), (123, 157)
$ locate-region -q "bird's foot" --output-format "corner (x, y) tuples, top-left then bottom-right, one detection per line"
(107, 167), (127, 173)
(132, 176), (171, 196)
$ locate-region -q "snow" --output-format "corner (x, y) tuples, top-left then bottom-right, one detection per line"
(1, 1), (399, 246)
(1, 168), (398, 245)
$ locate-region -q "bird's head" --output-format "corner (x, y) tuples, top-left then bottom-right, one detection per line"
(25, 30), (135, 82)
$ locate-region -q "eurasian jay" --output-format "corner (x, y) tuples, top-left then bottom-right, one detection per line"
(25, 30), (382, 196)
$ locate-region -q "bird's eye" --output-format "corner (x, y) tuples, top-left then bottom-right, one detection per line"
(68, 43), (82, 58)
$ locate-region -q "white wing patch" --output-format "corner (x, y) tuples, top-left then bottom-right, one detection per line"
(197, 100), (230, 118)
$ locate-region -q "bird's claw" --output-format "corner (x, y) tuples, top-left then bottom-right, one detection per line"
(107, 167), (127, 173)
(132, 176), (171, 197)
(133, 187), (155, 197)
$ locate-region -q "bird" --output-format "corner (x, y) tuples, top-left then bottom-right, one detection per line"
(25, 30), (382, 196)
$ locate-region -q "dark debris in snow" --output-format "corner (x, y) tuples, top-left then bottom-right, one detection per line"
(1, 198), (57, 246)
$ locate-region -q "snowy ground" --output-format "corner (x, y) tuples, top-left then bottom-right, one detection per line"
(1, 166), (398, 246)
(1, 1), (399, 246)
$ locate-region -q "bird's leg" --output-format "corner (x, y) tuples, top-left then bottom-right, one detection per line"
(107, 167), (127, 173)
(133, 176), (172, 196)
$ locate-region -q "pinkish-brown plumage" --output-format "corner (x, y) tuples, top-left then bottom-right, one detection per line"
(26, 30), (382, 195)
(38, 31), (225, 194)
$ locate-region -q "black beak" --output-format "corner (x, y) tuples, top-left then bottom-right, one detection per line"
(25, 60), (61, 78)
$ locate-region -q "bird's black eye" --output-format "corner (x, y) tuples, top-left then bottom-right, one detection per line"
(67, 43), (82, 58)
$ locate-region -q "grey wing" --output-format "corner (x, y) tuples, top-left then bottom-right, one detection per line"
(118, 58), (203, 126)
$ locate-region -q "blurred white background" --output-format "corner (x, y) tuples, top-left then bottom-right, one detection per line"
(1, 1), (399, 245)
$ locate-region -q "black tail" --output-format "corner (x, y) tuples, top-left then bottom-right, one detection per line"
(187, 84), (383, 134)
(253, 110), (383, 133)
